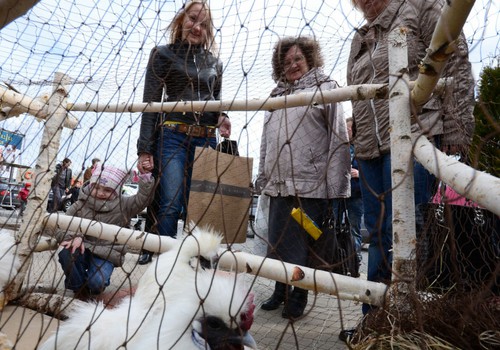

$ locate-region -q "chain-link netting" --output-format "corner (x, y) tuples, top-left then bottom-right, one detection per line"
(0, 0), (499, 349)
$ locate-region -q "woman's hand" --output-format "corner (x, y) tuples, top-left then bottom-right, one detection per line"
(350, 168), (359, 179)
(218, 115), (231, 138)
(441, 144), (467, 157)
(60, 236), (85, 254)
(138, 153), (154, 174)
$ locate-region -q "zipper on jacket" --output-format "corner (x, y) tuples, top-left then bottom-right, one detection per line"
(369, 38), (383, 147)
(193, 51), (201, 124)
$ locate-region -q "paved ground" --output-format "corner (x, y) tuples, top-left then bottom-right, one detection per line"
(1, 212), (367, 349)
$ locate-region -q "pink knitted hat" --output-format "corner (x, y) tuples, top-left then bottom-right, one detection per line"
(90, 164), (128, 192)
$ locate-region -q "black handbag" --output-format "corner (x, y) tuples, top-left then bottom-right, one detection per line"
(417, 186), (500, 294)
(309, 200), (360, 277)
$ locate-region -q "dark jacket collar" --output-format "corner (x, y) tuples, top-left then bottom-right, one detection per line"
(171, 40), (204, 56)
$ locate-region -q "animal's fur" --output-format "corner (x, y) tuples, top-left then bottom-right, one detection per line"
(0, 231), (21, 302)
(40, 226), (255, 350)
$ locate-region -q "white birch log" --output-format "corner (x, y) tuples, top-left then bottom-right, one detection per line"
(41, 213), (178, 253)
(413, 136), (500, 216)
(18, 292), (85, 320)
(218, 250), (387, 306)
(388, 28), (416, 274)
(40, 214), (388, 306)
(67, 80), (450, 114)
(0, 86), (78, 129)
(411, 0), (475, 107)
(4, 73), (70, 303)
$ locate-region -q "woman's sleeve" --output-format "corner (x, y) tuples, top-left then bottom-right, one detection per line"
(324, 83), (351, 198)
(420, 1), (475, 147)
(440, 34), (475, 147)
(255, 112), (270, 194)
(213, 59), (223, 100)
(137, 47), (165, 155)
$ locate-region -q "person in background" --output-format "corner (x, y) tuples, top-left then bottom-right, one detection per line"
(215, 112), (238, 155)
(340, 0), (475, 342)
(17, 182), (31, 216)
(2, 145), (18, 177)
(50, 158), (72, 213)
(56, 164), (154, 300)
(83, 158), (101, 183)
(333, 117), (363, 265)
(136, 0), (230, 265)
(68, 179), (82, 205)
(255, 36), (350, 319)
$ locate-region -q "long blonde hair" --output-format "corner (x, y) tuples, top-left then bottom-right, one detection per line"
(167, 0), (217, 53)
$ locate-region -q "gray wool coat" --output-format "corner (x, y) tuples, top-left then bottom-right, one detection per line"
(347, 0), (475, 160)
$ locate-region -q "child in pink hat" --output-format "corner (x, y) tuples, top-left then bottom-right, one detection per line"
(89, 165), (129, 200)
(56, 163), (153, 301)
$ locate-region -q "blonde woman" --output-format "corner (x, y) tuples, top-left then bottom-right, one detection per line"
(137, 1), (230, 264)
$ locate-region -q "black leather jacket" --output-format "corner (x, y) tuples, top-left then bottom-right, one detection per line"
(137, 41), (223, 155)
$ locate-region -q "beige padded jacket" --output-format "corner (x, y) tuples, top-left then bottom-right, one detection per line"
(347, 0), (475, 160)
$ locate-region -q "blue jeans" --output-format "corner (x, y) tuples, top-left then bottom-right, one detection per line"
(58, 248), (114, 294)
(358, 153), (435, 314)
(333, 196), (364, 262)
(155, 128), (216, 237)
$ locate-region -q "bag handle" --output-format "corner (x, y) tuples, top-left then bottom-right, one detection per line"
(433, 181), (485, 226)
(335, 198), (350, 227)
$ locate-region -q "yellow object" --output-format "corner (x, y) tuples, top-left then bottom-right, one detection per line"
(291, 207), (323, 240)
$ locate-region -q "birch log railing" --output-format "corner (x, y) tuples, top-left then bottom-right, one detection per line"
(67, 80), (500, 217)
(38, 213), (388, 307)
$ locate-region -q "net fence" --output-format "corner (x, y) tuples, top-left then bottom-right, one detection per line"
(0, 0), (499, 349)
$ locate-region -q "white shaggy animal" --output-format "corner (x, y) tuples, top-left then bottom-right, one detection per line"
(0, 231), (21, 308)
(40, 226), (257, 349)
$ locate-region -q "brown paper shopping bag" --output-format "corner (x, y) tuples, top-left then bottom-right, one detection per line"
(186, 147), (253, 243)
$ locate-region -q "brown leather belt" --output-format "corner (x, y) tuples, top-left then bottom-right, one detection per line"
(163, 123), (216, 138)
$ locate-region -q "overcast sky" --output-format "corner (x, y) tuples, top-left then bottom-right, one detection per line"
(0, 0), (497, 178)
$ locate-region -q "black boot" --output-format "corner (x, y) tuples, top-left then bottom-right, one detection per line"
(261, 282), (291, 311)
(282, 287), (308, 319)
(138, 250), (153, 265)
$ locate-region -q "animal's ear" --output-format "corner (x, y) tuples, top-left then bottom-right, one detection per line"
(239, 292), (255, 332)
